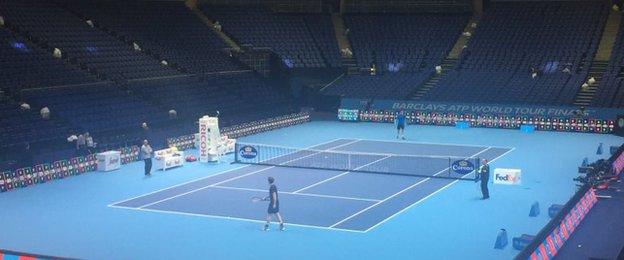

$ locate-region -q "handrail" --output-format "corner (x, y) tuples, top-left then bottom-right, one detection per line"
(319, 73), (345, 92)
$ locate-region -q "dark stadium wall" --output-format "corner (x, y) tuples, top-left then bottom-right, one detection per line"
(491, 0), (606, 1)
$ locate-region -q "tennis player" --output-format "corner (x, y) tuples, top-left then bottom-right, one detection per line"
(264, 177), (285, 231)
(395, 110), (407, 140)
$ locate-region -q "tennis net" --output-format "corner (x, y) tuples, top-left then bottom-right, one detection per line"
(234, 142), (482, 181)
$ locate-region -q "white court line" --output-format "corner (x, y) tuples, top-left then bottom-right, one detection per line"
(342, 138), (514, 150)
(108, 138), (345, 207)
(136, 139), (362, 209)
(108, 204), (367, 233)
(292, 155), (392, 194)
(211, 185), (381, 202)
(363, 147), (516, 232)
(329, 146), (493, 228)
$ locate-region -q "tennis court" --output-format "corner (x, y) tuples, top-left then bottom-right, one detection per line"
(110, 138), (513, 232)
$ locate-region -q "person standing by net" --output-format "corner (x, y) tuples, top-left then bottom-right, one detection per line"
(478, 159), (490, 199)
(395, 110), (407, 140)
(264, 177), (285, 231)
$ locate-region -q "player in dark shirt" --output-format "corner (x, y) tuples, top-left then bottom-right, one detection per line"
(264, 177), (285, 231)
(479, 159), (490, 199)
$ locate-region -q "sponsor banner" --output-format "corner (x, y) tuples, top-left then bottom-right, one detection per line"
(199, 116), (210, 162)
(341, 98), (624, 120)
(613, 151), (624, 175)
(239, 145), (258, 160)
(493, 168), (521, 185)
(451, 159), (475, 175)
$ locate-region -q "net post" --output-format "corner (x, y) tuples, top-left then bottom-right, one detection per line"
(348, 153), (351, 169)
(234, 143), (239, 163)
(474, 157), (480, 180)
(448, 157), (451, 177)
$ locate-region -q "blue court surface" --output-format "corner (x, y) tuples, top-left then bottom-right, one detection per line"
(0, 121), (621, 260)
(110, 139), (512, 232)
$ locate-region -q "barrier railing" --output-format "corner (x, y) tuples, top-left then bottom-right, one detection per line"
(514, 185), (598, 259)
(0, 146), (139, 193)
(0, 248), (77, 260)
(352, 110), (614, 134)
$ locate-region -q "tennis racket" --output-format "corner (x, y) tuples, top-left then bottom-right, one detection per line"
(251, 196), (269, 202)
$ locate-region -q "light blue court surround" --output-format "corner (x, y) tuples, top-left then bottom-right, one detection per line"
(0, 121), (621, 259)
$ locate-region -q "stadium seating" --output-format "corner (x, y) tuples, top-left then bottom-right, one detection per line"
(127, 72), (293, 126)
(592, 18), (624, 108)
(18, 82), (169, 134)
(202, 7), (341, 68)
(0, 92), (70, 149)
(61, 1), (245, 74)
(0, 0), (181, 81)
(343, 14), (468, 71)
(3, 0), (622, 173)
(323, 73), (433, 99)
(424, 1), (608, 105)
(0, 27), (98, 88)
(322, 13), (468, 99)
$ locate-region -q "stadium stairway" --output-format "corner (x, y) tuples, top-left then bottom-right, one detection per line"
(448, 16), (480, 59)
(410, 16), (476, 100)
(186, 0), (241, 51)
(410, 58), (457, 100)
(574, 61), (608, 106)
(574, 9), (622, 106)
(331, 14), (358, 74)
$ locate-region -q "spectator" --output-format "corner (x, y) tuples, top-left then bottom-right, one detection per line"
(0, 16), (4, 27)
(86, 132), (95, 154)
(214, 21), (222, 31)
(21, 142), (33, 168)
(77, 133), (86, 151)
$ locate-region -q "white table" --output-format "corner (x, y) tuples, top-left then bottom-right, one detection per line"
(96, 151), (121, 172)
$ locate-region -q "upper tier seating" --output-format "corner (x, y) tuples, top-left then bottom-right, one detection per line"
(0, 0), (181, 81)
(62, 1), (244, 74)
(203, 7), (341, 69)
(0, 27), (98, 88)
(343, 14), (468, 71)
(322, 13), (469, 99)
(424, 1), (608, 105)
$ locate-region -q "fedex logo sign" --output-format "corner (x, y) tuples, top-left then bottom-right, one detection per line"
(493, 168), (521, 185)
